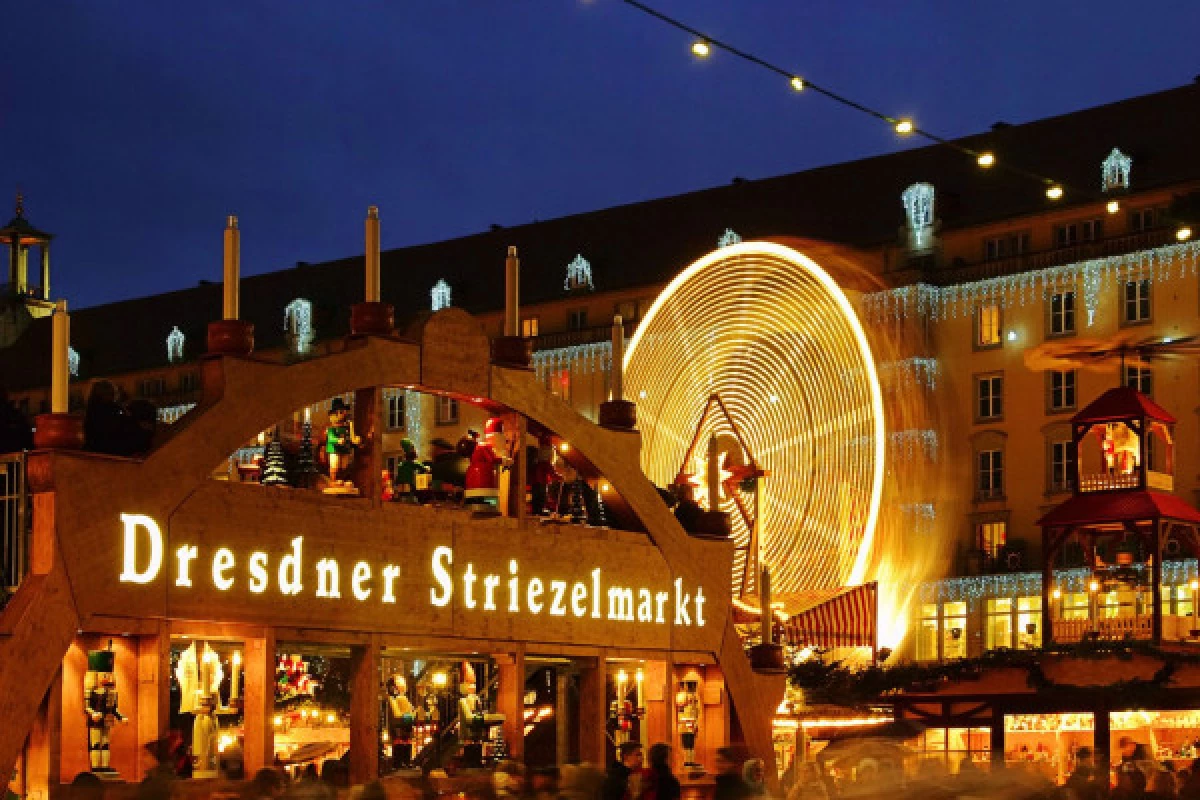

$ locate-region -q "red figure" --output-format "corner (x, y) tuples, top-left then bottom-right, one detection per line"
(465, 417), (504, 491)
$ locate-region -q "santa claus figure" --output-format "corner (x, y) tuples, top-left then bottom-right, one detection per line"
(464, 417), (508, 508)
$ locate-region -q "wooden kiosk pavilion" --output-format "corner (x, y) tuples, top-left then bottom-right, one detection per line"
(0, 237), (785, 797)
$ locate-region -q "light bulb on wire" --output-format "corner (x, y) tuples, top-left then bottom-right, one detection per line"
(790, 76), (805, 92)
(894, 119), (914, 136)
(691, 40), (710, 58)
(1045, 185), (1064, 200)
(976, 152), (995, 168)
(1107, 200), (1120, 214)
(1178, 227), (1194, 242)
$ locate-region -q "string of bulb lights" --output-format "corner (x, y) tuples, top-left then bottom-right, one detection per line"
(618, 0), (1194, 240)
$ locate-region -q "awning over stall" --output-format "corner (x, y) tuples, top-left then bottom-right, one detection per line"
(734, 582), (877, 649)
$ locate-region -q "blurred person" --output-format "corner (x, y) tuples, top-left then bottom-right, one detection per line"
(359, 782), (387, 800)
(245, 768), (285, 800)
(1114, 767), (1148, 800)
(286, 763), (334, 800)
(1180, 758), (1200, 800)
(714, 748), (751, 800)
(642, 744), (680, 800)
(69, 772), (105, 800)
(1151, 771), (1180, 800)
(742, 760), (767, 798)
(531, 767), (560, 800)
(603, 743), (645, 800)
(1066, 747), (1103, 800)
(562, 763), (605, 800)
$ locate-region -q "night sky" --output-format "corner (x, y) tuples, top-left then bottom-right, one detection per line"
(6, 1), (1198, 308)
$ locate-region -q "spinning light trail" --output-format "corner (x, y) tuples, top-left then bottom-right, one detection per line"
(624, 241), (885, 595)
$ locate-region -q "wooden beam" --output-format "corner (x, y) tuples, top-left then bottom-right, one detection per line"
(495, 646), (526, 763)
(349, 634), (381, 784)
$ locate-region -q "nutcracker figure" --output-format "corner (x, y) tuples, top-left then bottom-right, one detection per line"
(84, 643), (125, 773)
(675, 681), (701, 767)
(325, 398), (361, 492)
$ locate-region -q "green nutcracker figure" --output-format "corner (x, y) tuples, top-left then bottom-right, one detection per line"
(84, 642), (125, 773)
(324, 397), (361, 493)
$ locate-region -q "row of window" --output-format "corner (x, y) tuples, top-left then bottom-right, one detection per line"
(383, 391), (461, 431)
(918, 584), (1197, 661)
(975, 281), (1151, 348)
(981, 207), (1166, 263)
(975, 440), (1075, 502)
(975, 364), (1151, 423)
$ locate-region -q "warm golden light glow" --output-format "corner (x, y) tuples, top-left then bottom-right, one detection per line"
(691, 40), (711, 57)
(1190, 579), (1198, 592)
(1107, 200), (1120, 214)
(1089, 580), (1100, 592)
(894, 119), (914, 135)
(976, 152), (995, 168)
(1052, 588), (1062, 599)
(559, 442), (570, 454)
(625, 241), (886, 596)
(790, 76), (805, 92)
(600, 482), (611, 493)
(800, 716), (892, 730)
(1046, 185), (1064, 200)
(431, 672), (448, 688)
(1178, 226), (1193, 242)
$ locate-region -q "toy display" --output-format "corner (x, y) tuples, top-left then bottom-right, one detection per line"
(324, 397), (361, 495)
(84, 643), (125, 773)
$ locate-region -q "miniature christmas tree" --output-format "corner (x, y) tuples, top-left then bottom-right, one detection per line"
(261, 428), (290, 487)
(294, 420), (317, 488)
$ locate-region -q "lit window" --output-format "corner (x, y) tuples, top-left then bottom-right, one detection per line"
(985, 597), (1013, 650)
(284, 298), (314, 354)
(902, 182), (936, 251)
(1016, 596), (1041, 649)
(1050, 440), (1076, 493)
(1049, 370), (1075, 412)
(522, 318), (539, 337)
(978, 521), (1007, 560)
(436, 396), (458, 425)
(917, 604), (940, 661)
(977, 375), (1003, 420)
(1050, 291), (1075, 335)
(1123, 279), (1151, 323)
(942, 601), (968, 659)
(977, 305), (1001, 347)
(1124, 365), (1152, 396)
(977, 449), (1004, 499)
(68, 346), (80, 377)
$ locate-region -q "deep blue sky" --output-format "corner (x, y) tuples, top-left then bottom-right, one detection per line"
(5, 1), (1198, 308)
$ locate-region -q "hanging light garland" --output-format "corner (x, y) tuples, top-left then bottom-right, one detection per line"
(618, 0), (1197, 241)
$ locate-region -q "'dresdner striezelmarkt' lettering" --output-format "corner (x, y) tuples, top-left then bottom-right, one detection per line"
(116, 513), (706, 627)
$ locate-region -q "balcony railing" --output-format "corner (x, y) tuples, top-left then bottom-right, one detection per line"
(531, 321), (636, 353)
(1079, 472), (1139, 492)
(937, 228), (1179, 286)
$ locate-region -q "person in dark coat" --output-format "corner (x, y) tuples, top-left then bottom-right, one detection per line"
(602, 742), (644, 800)
(0, 387), (32, 453)
(713, 748), (751, 800)
(642, 743), (681, 800)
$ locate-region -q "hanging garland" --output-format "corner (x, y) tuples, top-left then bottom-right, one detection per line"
(790, 640), (1200, 708)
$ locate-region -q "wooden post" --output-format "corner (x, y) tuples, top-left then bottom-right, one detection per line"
(556, 669), (571, 765)
(610, 315), (624, 401)
(24, 672), (61, 800)
(242, 630), (276, 777)
(365, 207), (381, 304)
(496, 648), (526, 763)
(643, 661), (670, 748)
(136, 625), (171, 780)
(223, 216), (240, 320)
(578, 654), (607, 767)
(508, 413), (527, 522)
(1041, 527), (1055, 647)
(349, 635), (382, 784)
(1152, 519), (1164, 643)
(505, 246), (519, 337)
(348, 388), (383, 505)
(1095, 703), (1112, 779)
(50, 301), (68, 414)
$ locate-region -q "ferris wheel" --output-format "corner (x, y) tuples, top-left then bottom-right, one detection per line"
(624, 240), (885, 596)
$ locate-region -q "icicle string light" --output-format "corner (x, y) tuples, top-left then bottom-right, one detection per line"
(624, 241), (885, 594)
(921, 560), (1200, 605)
(862, 240), (1200, 324)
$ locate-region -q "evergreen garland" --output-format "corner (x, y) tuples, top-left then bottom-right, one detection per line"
(790, 640), (1200, 708)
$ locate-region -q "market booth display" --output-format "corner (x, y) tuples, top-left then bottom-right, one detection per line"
(0, 274), (785, 798)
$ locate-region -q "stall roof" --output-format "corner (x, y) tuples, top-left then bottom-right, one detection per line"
(1037, 489), (1200, 528)
(1073, 386), (1177, 426)
(735, 583), (877, 649)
